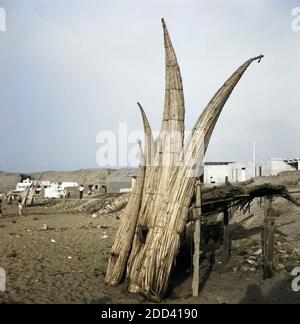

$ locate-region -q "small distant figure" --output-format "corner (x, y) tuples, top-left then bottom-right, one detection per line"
(210, 176), (216, 184)
(18, 198), (23, 216)
(79, 185), (84, 199)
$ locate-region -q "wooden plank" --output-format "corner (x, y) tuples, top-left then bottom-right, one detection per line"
(192, 180), (201, 297)
(192, 219), (201, 296)
(262, 196), (275, 279)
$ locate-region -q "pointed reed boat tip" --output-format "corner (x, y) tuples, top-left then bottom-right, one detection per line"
(253, 55), (264, 63)
(137, 102), (144, 113)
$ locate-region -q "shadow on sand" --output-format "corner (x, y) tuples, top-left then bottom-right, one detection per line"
(239, 278), (300, 304)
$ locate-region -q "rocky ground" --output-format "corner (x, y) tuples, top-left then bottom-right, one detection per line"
(0, 186), (300, 304)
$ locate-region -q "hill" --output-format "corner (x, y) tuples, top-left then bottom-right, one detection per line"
(0, 168), (136, 193)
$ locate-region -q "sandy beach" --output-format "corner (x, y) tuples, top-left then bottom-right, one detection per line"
(0, 191), (300, 304)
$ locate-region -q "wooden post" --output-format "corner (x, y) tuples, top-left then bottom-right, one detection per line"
(225, 176), (229, 186)
(262, 196), (275, 279)
(223, 206), (231, 265)
(222, 176), (231, 265)
(192, 180), (202, 297)
(0, 197), (2, 218)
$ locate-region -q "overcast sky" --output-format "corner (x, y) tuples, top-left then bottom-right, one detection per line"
(0, 0), (299, 173)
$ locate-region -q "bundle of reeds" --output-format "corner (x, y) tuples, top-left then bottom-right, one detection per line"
(106, 18), (263, 300)
(126, 19), (185, 277)
(126, 55), (263, 299)
(105, 105), (154, 286)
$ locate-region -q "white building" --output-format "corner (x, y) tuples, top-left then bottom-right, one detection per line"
(15, 179), (51, 192)
(61, 182), (79, 190)
(39, 181), (51, 187)
(44, 183), (65, 199)
(15, 179), (79, 199)
(15, 178), (33, 192)
(203, 158), (300, 184)
(120, 174), (137, 193)
(44, 182), (79, 198)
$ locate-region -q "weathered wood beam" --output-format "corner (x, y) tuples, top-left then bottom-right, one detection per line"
(192, 180), (201, 297)
(261, 196), (275, 279)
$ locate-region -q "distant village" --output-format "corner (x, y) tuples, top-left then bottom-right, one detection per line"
(13, 178), (107, 200)
(7, 157), (300, 200)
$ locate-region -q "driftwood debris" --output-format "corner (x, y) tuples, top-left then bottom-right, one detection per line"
(200, 182), (299, 215)
(106, 18), (264, 301)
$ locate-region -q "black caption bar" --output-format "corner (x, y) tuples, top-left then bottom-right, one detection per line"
(1, 303), (239, 322)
